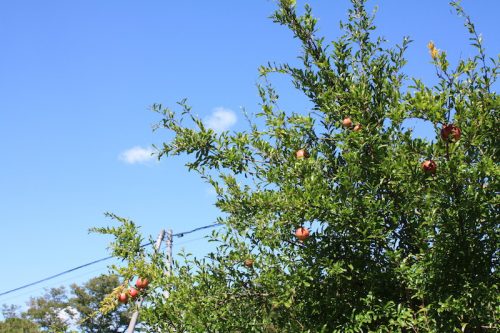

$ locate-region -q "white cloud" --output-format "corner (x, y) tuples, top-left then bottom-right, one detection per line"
(204, 107), (237, 132)
(119, 146), (156, 164)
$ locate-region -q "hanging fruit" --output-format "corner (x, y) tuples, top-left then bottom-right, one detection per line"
(135, 277), (149, 290)
(296, 149), (309, 159)
(421, 160), (437, 174)
(129, 288), (139, 299)
(441, 124), (461, 142)
(342, 117), (353, 128)
(244, 258), (254, 268)
(295, 227), (310, 241)
(118, 292), (128, 304)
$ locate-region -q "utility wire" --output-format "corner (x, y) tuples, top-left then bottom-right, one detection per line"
(0, 264), (110, 303)
(174, 223), (222, 238)
(0, 256), (114, 298)
(176, 236), (209, 246)
(0, 223), (222, 298)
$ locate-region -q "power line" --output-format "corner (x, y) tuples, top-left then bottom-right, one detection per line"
(176, 236), (209, 246)
(174, 223), (222, 238)
(0, 223), (222, 299)
(0, 256), (114, 298)
(0, 264), (110, 304)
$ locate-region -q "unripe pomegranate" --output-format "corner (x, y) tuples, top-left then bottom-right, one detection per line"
(244, 258), (254, 268)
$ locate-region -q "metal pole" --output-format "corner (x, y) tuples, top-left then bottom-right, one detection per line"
(167, 229), (173, 275)
(163, 229), (173, 298)
(126, 229), (165, 333)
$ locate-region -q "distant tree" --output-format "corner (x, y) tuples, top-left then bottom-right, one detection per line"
(0, 305), (41, 333)
(2, 274), (130, 333)
(69, 274), (130, 333)
(0, 317), (41, 333)
(1, 305), (21, 320)
(22, 287), (73, 332)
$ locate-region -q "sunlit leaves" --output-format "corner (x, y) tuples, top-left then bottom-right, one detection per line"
(96, 0), (498, 332)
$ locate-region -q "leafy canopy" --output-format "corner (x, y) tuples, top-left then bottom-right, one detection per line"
(95, 0), (499, 332)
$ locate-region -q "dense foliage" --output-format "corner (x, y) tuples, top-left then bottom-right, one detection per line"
(96, 0), (499, 332)
(23, 287), (72, 333)
(1, 275), (130, 333)
(0, 305), (39, 333)
(69, 274), (131, 332)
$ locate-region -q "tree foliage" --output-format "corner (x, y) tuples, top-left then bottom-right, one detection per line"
(0, 305), (40, 333)
(95, 0), (499, 332)
(1, 275), (130, 333)
(0, 317), (41, 333)
(70, 274), (130, 333)
(22, 287), (73, 333)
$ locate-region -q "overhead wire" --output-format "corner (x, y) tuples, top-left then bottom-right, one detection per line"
(0, 222), (222, 299)
(173, 223), (222, 238)
(175, 236), (210, 246)
(0, 256), (114, 298)
(0, 264), (110, 303)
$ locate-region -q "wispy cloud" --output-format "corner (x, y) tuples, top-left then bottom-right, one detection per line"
(119, 146), (156, 164)
(204, 107), (237, 132)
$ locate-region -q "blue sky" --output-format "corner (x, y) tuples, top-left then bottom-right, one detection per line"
(1, 0), (499, 314)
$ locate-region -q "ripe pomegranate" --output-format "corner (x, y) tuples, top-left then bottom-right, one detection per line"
(342, 117), (353, 128)
(295, 149), (309, 159)
(135, 277), (149, 290)
(353, 124), (362, 132)
(118, 292), (128, 304)
(441, 124), (461, 142)
(295, 227), (310, 241)
(421, 160), (437, 174)
(128, 288), (139, 299)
